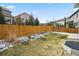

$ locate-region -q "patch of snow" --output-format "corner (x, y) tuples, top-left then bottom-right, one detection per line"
(17, 36), (29, 42)
(0, 40), (11, 52)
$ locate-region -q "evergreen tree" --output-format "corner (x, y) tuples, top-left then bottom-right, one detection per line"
(25, 19), (29, 25)
(64, 17), (67, 28)
(35, 17), (39, 25)
(47, 22), (55, 26)
(47, 22), (52, 26)
(16, 17), (22, 25)
(29, 14), (34, 25)
(0, 7), (6, 24)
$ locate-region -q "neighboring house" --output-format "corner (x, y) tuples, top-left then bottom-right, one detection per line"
(55, 19), (65, 25)
(53, 10), (79, 28)
(54, 10), (79, 28)
(1, 7), (15, 24)
(67, 10), (79, 28)
(15, 13), (31, 24)
(53, 18), (66, 27)
(52, 17), (70, 27)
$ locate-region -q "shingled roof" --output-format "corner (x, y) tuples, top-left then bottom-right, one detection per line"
(15, 12), (31, 18)
(69, 10), (79, 18)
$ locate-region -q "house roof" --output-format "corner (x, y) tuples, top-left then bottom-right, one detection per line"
(56, 19), (64, 22)
(15, 12), (31, 18)
(0, 6), (11, 13)
(52, 17), (69, 23)
(69, 10), (79, 18)
(53, 18), (64, 23)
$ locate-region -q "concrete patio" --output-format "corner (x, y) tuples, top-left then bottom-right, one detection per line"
(52, 32), (79, 39)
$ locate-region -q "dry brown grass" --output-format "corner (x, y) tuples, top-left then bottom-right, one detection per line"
(0, 33), (68, 56)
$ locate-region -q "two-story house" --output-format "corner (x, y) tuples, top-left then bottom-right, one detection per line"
(0, 7), (15, 24)
(55, 19), (65, 25)
(67, 10), (79, 28)
(15, 13), (31, 24)
(54, 19), (64, 27)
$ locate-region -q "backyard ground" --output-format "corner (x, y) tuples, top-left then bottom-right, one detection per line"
(0, 33), (69, 56)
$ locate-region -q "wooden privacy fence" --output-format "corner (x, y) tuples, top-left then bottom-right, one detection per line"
(0, 24), (78, 39)
(52, 27), (78, 33)
(0, 25), (52, 39)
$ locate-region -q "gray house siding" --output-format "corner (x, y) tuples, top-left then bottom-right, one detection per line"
(68, 10), (79, 28)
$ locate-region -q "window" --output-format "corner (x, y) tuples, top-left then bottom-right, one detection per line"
(67, 21), (75, 28)
(6, 19), (11, 22)
(76, 22), (79, 26)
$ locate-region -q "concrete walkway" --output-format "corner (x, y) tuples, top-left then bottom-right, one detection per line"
(52, 32), (79, 39)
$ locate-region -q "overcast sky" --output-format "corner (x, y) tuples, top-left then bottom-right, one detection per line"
(0, 3), (75, 23)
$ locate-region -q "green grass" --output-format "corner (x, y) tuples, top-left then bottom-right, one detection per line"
(0, 33), (68, 56)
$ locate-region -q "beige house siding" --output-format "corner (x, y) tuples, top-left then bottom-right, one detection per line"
(55, 18), (65, 25)
(19, 13), (30, 23)
(15, 13), (30, 24)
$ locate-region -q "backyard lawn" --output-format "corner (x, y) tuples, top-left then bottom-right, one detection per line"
(0, 33), (68, 56)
